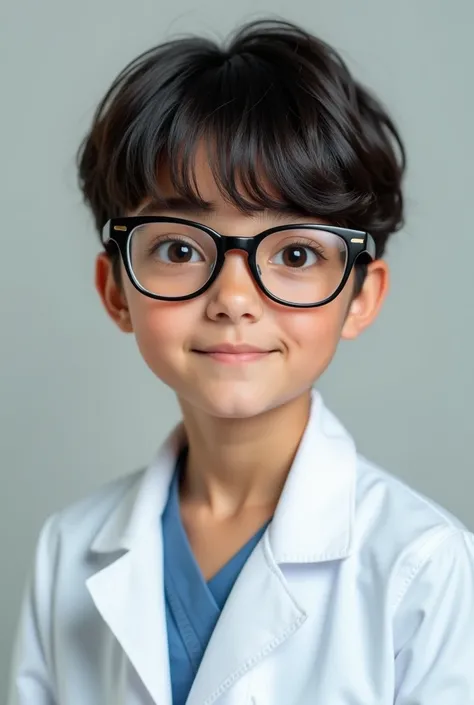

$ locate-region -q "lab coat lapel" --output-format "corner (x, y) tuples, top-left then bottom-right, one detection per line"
(185, 535), (307, 705)
(86, 425), (185, 705)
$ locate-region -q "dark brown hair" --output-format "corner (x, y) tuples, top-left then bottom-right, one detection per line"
(77, 19), (406, 286)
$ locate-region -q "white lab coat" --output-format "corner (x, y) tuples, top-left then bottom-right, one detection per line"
(7, 391), (474, 705)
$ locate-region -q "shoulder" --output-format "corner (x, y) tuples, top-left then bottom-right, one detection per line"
(355, 453), (467, 534)
(39, 468), (146, 557)
(33, 423), (183, 570)
(353, 454), (473, 607)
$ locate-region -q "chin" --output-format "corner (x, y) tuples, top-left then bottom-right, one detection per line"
(181, 383), (281, 421)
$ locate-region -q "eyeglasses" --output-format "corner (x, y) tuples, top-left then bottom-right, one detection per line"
(102, 216), (376, 308)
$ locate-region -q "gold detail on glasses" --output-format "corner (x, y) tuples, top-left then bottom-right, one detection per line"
(351, 238), (364, 243)
(114, 225), (128, 231)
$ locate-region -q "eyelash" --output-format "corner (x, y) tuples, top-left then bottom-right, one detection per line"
(280, 239), (328, 261)
(145, 234), (328, 262)
(146, 235), (204, 258)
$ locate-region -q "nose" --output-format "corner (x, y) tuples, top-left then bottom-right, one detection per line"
(205, 250), (264, 324)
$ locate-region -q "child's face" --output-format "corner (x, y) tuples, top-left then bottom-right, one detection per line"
(96, 147), (388, 419)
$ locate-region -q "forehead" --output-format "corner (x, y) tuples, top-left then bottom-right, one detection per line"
(140, 141), (284, 218)
(160, 143), (221, 200)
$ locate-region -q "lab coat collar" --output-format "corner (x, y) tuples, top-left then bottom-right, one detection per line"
(90, 388), (356, 563)
(89, 423), (184, 554)
(269, 390), (356, 563)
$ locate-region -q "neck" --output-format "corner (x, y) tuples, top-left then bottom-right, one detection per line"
(178, 390), (312, 518)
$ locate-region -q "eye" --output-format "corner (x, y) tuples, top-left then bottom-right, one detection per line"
(152, 238), (204, 264)
(271, 243), (321, 268)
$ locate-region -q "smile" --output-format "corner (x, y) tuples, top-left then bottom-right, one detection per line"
(193, 351), (274, 364)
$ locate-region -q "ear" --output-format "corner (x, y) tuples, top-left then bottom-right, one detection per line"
(341, 260), (390, 340)
(95, 252), (133, 333)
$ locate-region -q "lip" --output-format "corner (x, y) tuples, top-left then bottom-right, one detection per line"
(196, 343), (270, 354)
(192, 343), (276, 364)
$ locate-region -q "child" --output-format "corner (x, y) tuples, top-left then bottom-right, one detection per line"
(8, 18), (474, 705)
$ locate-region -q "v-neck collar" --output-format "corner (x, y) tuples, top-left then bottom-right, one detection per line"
(163, 447), (271, 604)
(167, 446), (271, 576)
(161, 450), (273, 705)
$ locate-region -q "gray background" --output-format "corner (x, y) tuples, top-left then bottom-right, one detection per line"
(1, 0), (473, 693)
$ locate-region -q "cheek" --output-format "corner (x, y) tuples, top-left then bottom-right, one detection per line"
(278, 297), (348, 368)
(125, 290), (198, 375)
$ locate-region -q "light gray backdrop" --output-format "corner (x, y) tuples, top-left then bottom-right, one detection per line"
(1, 0), (473, 693)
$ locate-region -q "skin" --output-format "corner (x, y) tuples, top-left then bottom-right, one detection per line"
(95, 147), (389, 579)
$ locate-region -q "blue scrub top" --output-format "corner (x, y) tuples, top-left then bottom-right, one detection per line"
(162, 447), (270, 705)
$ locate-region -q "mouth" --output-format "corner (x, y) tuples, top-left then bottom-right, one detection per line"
(192, 344), (278, 364)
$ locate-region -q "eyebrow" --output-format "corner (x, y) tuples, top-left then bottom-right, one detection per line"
(136, 197), (316, 222)
(137, 197), (213, 216)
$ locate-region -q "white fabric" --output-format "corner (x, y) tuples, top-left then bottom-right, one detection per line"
(7, 390), (474, 705)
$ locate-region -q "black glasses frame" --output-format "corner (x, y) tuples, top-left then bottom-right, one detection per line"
(102, 216), (376, 308)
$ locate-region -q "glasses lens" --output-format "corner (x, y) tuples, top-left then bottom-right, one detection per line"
(129, 222), (217, 297)
(256, 228), (348, 304)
